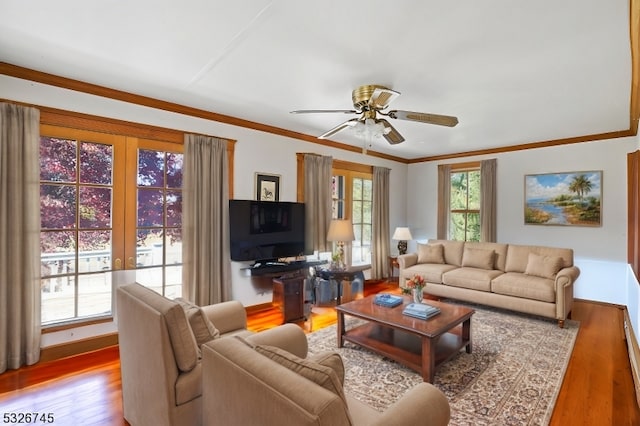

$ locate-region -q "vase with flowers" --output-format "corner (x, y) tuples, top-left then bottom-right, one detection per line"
(404, 274), (426, 304)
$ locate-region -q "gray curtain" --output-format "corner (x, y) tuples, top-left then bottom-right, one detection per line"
(182, 134), (231, 306)
(371, 166), (390, 279)
(480, 158), (497, 242)
(437, 164), (451, 239)
(304, 154), (333, 253)
(0, 103), (41, 373)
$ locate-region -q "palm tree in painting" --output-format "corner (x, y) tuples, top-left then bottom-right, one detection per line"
(568, 174), (592, 203)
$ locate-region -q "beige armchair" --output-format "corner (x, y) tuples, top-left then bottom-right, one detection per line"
(202, 336), (451, 426)
(116, 283), (308, 426)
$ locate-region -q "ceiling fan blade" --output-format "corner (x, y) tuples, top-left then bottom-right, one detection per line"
(388, 110), (459, 127)
(290, 109), (358, 114)
(368, 87), (400, 110)
(318, 118), (359, 139)
(380, 120), (405, 145)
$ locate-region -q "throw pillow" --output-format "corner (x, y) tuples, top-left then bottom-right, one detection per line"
(307, 351), (345, 385)
(461, 247), (495, 270)
(524, 253), (563, 279)
(163, 303), (199, 373)
(254, 344), (349, 407)
(175, 298), (220, 347)
(417, 243), (445, 264)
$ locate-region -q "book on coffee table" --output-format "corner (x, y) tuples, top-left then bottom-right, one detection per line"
(373, 293), (404, 307)
(403, 302), (441, 320)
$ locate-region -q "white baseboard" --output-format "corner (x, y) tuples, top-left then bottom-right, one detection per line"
(623, 308), (640, 408)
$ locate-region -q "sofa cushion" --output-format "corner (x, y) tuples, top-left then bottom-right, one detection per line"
(417, 243), (445, 264)
(442, 268), (503, 291)
(524, 253), (563, 279)
(491, 272), (556, 303)
(403, 263), (459, 284)
(461, 247), (495, 270)
(175, 298), (220, 347)
(308, 351), (345, 385)
(253, 344), (349, 408)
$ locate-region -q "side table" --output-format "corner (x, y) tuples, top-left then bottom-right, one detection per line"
(388, 255), (399, 280)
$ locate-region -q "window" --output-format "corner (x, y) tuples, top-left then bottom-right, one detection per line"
(332, 163), (373, 266)
(450, 167), (481, 242)
(39, 125), (183, 325)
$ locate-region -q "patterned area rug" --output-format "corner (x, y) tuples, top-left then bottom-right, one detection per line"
(307, 301), (579, 426)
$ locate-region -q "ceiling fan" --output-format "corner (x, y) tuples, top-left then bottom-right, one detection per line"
(290, 84), (458, 145)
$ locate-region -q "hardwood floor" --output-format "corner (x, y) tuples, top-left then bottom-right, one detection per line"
(1, 281), (639, 425)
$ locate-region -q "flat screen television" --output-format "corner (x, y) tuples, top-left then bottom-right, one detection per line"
(229, 199), (308, 262)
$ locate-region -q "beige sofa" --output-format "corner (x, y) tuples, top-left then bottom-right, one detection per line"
(202, 335), (451, 426)
(398, 239), (580, 327)
(116, 283), (308, 426)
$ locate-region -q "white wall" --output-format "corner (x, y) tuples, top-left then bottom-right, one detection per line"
(407, 136), (638, 304)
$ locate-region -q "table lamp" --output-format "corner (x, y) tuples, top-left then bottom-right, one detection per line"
(327, 219), (355, 269)
(392, 227), (413, 255)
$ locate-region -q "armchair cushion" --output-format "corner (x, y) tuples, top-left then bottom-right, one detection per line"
(175, 298), (220, 347)
(307, 351), (345, 385)
(253, 343), (350, 410)
(417, 243), (445, 264)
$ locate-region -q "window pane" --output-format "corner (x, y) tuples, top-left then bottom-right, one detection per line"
(41, 231), (76, 276)
(165, 265), (183, 299)
(41, 276), (75, 324)
(79, 187), (112, 228)
(138, 189), (164, 227)
(332, 200), (344, 219)
(77, 273), (112, 317)
(138, 149), (165, 187)
(137, 229), (164, 267)
(449, 212), (467, 241)
(352, 201), (362, 223)
(467, 212), (481, 242)
(135, 267), (164, 294)
(468, 171), (480, 210)
(450, 172), (468, 210)
(362, 179), (372, 200)
(80, 142), (112, 185)
(40, 137), (76, 182)
(78, 230), (111, 273)
(363, 201), (372, 223)
(166, 191), (181, 227)
(165, 228), (182, 264)
(353, 178), (362, 199)
(41, 184), (76, 229)
(166, 153), (183, 188)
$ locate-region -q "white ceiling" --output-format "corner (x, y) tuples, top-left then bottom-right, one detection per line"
(0, 0), (634, 160)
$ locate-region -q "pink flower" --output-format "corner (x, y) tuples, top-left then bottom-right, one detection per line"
(405, 274), (425, 290)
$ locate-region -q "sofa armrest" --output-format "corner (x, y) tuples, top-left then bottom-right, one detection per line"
(371, 382), (450, 426)
(556, 266), (580, 287)
(244, 323), (308, 359)
(397, 253), (418, 269)
(201, 301), (247, 334)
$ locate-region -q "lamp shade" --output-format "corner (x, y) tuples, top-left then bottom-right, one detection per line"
(392, 227), (413, 241)
(327, 219), (355, 242)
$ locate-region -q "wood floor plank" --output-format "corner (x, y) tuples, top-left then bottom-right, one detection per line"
(1, 282), (639, 425)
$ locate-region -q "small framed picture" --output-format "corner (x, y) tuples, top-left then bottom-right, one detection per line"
(255, 173), (280, 201)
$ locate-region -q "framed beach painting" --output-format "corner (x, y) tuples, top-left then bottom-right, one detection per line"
(524, 171), (602, 226)
(255, 172), (280, 201)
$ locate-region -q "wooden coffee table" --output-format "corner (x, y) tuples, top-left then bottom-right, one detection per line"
(336, 294), (474, 383)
